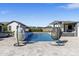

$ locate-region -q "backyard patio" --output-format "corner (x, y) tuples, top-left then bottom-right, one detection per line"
(0, 37), (79, 56)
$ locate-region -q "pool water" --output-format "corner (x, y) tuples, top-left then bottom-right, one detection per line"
(25, 32), (53, 42)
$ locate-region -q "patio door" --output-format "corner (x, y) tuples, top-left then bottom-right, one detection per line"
(64, 24), (73, 32)
(68, 24), (72, 32)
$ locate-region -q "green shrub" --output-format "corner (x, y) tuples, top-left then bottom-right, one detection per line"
(29, 28), (43, 32)
(2, 25), (8, 32)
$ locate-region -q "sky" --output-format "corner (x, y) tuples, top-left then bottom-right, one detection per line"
(0, 3), (79, 27)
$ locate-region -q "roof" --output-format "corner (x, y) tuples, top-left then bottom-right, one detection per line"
(49, 21), (62, 24)
(7, 21), (29, 28)
(49, 21), (79, 25)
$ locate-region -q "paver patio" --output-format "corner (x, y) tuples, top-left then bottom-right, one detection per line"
(0, 37), (79, 56)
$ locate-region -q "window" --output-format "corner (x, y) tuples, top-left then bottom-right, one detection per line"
(16, 26), (19, 29)
(9, 26), (11, 31)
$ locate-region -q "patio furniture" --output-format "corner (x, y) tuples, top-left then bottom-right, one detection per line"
(50, 40), (64, 46)
(14, 26), (26, 46)
(51, 27), (62, 40)
(0, 33), (9, 38)
(56, 40), (64, 46)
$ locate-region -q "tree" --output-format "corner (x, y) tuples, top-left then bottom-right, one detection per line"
(2, 24), (8, 32)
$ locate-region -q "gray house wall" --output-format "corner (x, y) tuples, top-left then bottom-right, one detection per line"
(49, 21), (79, 37)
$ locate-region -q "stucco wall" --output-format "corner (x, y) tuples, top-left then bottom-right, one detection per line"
(8, 22), (29, 40)
(8, 22), (20, 38)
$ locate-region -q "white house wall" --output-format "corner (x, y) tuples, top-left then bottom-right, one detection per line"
(8, 22), (28, 40)
(8, 22), (19, 38)
(8, 22), (18, 31)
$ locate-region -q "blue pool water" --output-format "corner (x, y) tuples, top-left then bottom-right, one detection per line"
(25, 32), (53, 42)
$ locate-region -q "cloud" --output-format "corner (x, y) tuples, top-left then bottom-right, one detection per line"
(0, 10), (8, 14)
(60, 3), (79, 10)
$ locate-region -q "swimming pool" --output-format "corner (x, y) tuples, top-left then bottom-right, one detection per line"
(25, 32), (53, 42)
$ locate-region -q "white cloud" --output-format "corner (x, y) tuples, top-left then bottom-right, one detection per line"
(60, 3), (79, 9)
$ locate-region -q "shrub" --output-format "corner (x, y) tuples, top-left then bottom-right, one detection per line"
(2, 25), (8, 32)
(29, 28), (43, 32)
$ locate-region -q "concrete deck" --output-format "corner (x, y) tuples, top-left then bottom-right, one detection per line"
(0, 37), (79, 56)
